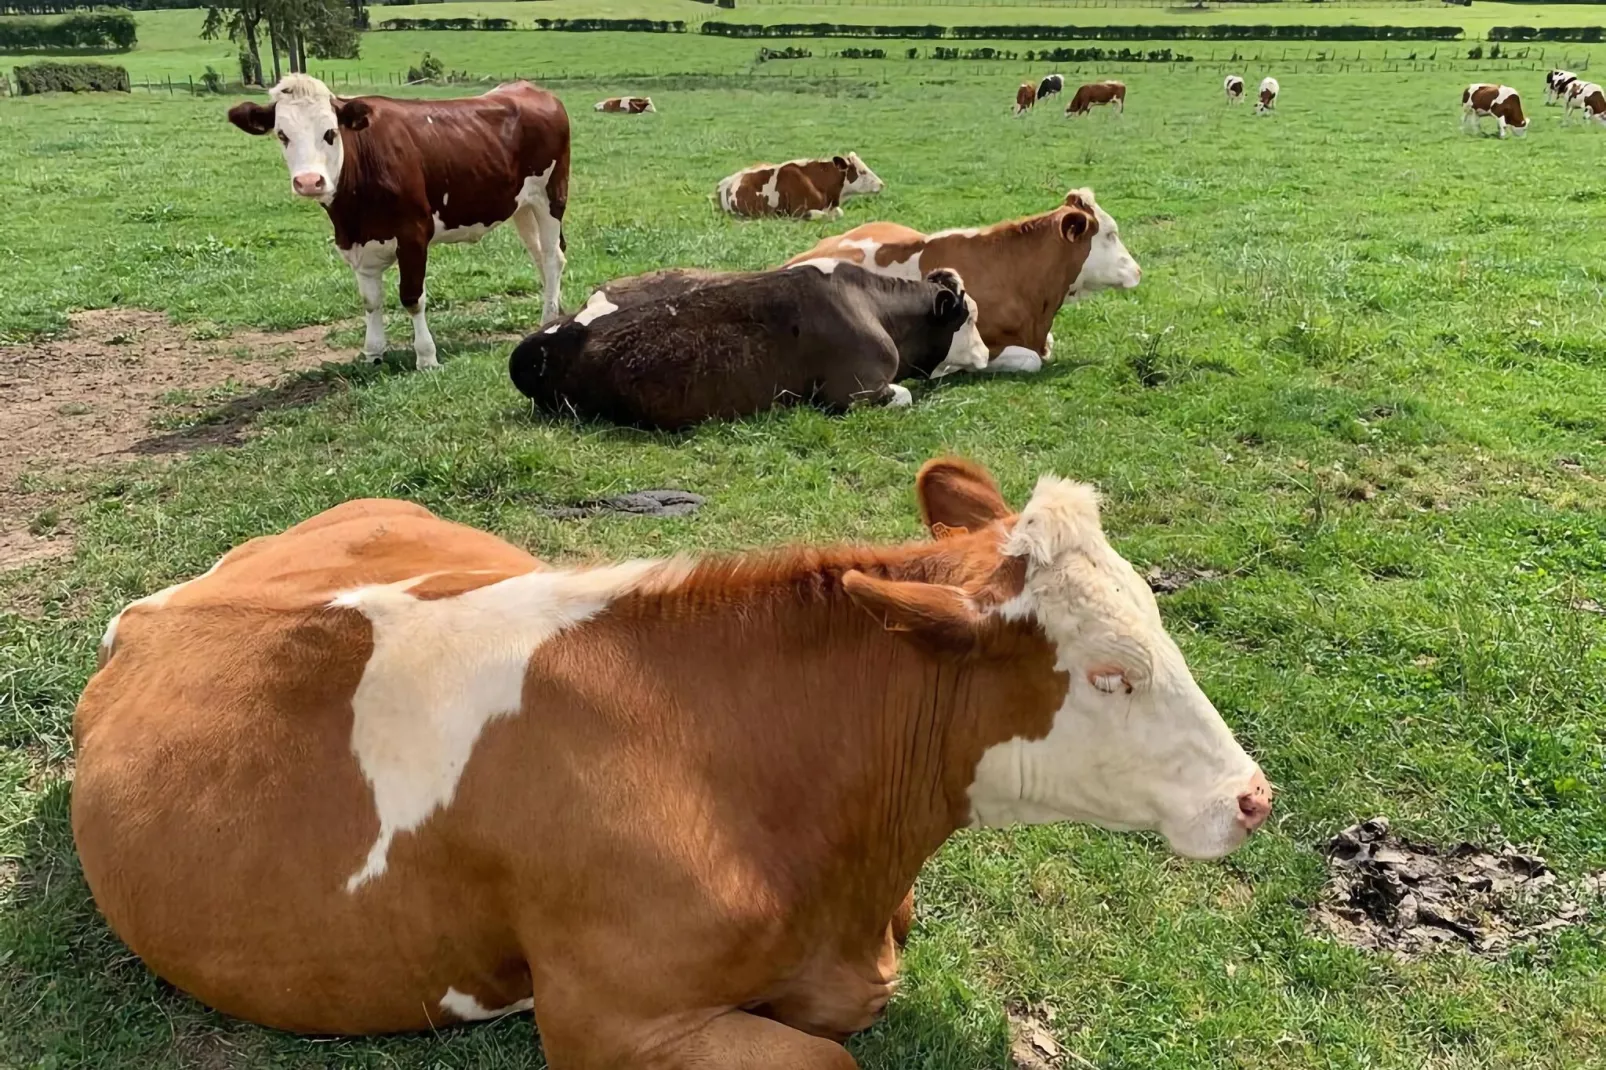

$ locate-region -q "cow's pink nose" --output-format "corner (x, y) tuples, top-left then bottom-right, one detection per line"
(292, 173), (325, 196)
(1236, 771), (1272, 832)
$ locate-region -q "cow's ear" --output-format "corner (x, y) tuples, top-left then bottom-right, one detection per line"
(916, 458), (1011, 534)
(1060, 203), (1094, 243)
(832, 154), (849, 170)
(336, 99), (372, 131)
(933, 286), (961, 322)
(227, 101), (276, 136)
(843, 571), (983, 652)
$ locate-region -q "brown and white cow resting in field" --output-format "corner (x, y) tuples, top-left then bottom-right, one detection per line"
(75, 458), (1271, 1065)
(717, 153), (885, 219)
(1224, 75), (1245, 104)
(1462, 83), (1528, 138)
(1546, 69), (1578, 105)
(1066, 80), (1125, 116)
(1014, 82), (1037, 115)
(595, 96), (655, 113)
(1256, 77), (1279, 114)
(787, 189), (1142, 374)
(228, 74), (570, 369)
(507, 263), (988, 427)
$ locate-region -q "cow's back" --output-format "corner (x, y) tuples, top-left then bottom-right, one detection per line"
(73, 502), (543, 1033)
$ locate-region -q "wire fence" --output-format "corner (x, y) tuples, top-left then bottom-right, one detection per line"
(743, 0), (1466, 7)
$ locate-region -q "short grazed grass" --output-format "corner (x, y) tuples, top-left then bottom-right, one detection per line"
(4, 33), (1606, 1070)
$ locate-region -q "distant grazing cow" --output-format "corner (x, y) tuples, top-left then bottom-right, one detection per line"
(1546, 69), (1578, 105)
(1566, 81), (1606, 124)
(717, 153), (884, 220)
(787, 188), (1141, 375)
(228, 74), (569, 370)
(1256, 77), (1279, 114)
(1066, 80), (1125, 116)
(1036, 73), (1064, 101)
(508, 263), (988, 428)
(595, 96), (654, 114)
(1225, 75), (1245, 104)
(75, 456), (1270, 1057)
(1014, 82), (1037, 115)
(1462, 83), (1528, 138)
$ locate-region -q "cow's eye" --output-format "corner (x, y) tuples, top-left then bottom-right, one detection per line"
(276, 131), (289, 146)
(323, 129), (336, 145)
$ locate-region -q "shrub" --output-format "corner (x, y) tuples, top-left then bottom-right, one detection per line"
(13, 60), (130, 94)
(700, 21), (1464, 42)
(1467, 43), (1483, 58)
(836, 47), (884, 59)
(756, 45), (811, 61)
(199, 65), (223, 93)
(407, 51), (444, 83)
(0, 12), (137, 52)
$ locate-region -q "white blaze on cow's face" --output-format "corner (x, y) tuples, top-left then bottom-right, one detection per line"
(1065, 188), (1141, 300)
(970, 478), (1269, 860)
(273, 76), (345, 201)
(842, 152), (885, 197)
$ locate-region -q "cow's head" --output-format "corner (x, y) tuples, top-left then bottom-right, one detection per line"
(843, 460), (1270, 860)
(834, 152), (885, 199)
(1060, 188), (1142, 300)
(228, 74), (372, 203)
(924, 269), (990, 377)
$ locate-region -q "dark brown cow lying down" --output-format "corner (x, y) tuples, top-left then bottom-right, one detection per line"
(507, 263), (989, 428)
(75, 460), (1270, 1066)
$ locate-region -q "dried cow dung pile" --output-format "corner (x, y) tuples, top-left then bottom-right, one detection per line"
(1312, 817), (1606, 957)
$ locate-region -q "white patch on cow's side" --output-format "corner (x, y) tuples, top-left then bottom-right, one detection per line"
(927, 226), (979, 240)
(759, 168), (783, 209)
(514, 161), (565, 323)
(573, 290), (619, 326)
(789, 257), (841, 274)
(101, 555), (228, 656)
(931, 293), (989, 377)
(431, 215), (499, 245)
(1493, 85), (1516, 107)
(886, 384), (913, 407)
(985, 347), (1044, 375)
(335, 559), (676, 891)
(439, 987), (535, 1021)
(842, 238), (924, 282)
(442, 192), (449, 207)
(962, 476), (1264, 861)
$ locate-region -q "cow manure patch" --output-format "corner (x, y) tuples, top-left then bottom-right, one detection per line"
(0, 308), (355, 569)
(536, 489), (706, 519)
(1145, 566), (1222, 594)
(1310, 817), (1606, 957)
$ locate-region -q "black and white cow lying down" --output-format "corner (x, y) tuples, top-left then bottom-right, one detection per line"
(508, 263), (989, 430)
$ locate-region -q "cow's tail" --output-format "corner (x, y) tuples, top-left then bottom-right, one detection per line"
(509, 319), (587, 410)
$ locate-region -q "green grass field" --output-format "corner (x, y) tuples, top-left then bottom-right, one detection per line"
(4, 14), (1606, 1070)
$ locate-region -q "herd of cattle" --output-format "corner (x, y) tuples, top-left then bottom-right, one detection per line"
(71, 60), (1591, 1063)
(1462, 70), (1604, 138)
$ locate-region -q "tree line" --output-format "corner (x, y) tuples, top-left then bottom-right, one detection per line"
(0, 11), (135, 50)
(202, 0), (366, 86)
(701, 22), (1470, 42)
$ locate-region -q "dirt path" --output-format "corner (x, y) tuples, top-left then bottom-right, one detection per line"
(0, 309), (354, 569)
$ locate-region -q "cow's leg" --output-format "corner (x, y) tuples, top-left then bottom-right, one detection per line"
(649, 1012), (858, 1069)
(986, 347), (1044, 375)
(1497, 115), (1508, 139)
(356, 266), (387, 362)
(891, 886), (915, 948)
(516, 165), (568, 324)
(395, 238), (439, 370)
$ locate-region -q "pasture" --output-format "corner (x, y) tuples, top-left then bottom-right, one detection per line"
(4, 12), (1606, 1069)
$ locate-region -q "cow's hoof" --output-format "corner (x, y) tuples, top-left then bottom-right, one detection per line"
(363, 352), (385, 366)
(886, 384), (913, 407)
(416, 356), (442, 372)
(988, 349), (1043, 375)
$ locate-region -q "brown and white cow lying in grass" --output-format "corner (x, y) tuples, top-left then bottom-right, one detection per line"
(508, 262), (987, 428)
(1067, 80), (1125, 115)
(716, 153), (884, 220)
(1225, 74), (1245, 104)
(595, 96), (655, 113)
(1256, 76), (1279, 114)
(787, 189), (1141, 375)
(75, 458), (1270, 1064)
(1462, 83), (1528, 138)
(228, 74), (570, 369)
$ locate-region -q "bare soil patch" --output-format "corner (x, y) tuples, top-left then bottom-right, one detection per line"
(0, 309), (352, 569)
(1311, 817), (1606, 957)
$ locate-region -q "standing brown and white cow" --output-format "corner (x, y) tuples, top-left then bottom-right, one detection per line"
(1462, 83), (1528, 138)
(1256, 77), (1279, 114)
(75, 458), (1270, 1066)
(228, 74), (570, 370)
(1565, 81), (1606, 124)
(717, 153), (885, 220)
(786, 189), (1142, 374)
(1224, 75), (1245, 104)
(1546, 69), (1578, 105)
(1014, 82), (1037, 115)
(1066, 80), (1125, 116)
(595, 96), (655, 113)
